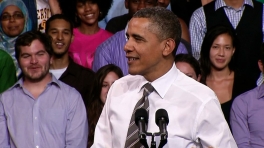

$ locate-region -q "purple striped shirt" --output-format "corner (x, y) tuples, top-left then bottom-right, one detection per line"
(0, 75), (88, 148)
(231, 84), (264, 147)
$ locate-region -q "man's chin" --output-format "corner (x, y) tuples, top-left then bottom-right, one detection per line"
(128, 69), (140, 76)
(24, 73), (49, 82)
(53, 50), (68, 58)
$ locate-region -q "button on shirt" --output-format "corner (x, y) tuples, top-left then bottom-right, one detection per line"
(0, 75), (88, 148)
(92, 64), (237, 148)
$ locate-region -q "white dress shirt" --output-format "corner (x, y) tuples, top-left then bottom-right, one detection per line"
(92, 64), (237, 148)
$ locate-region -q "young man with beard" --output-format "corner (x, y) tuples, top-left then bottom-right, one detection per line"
(0, 31), (88, 147)
(46, 14), (95, 106)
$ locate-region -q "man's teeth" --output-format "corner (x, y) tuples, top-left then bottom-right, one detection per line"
(129, 58), (137, 61)
(56, 43), (63, 45)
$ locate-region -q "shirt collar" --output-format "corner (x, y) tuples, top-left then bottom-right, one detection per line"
(257, 84), (264, 99)
(13, 73), (61, 88)
(138, 63), (177, 98)
(256, 72), (264, 86)
(215, 0), (254, 10)
(166, 3), (171, 10)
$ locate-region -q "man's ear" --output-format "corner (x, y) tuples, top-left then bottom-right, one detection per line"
(258, 60), (263, 73)
(162, 38), (175, 57)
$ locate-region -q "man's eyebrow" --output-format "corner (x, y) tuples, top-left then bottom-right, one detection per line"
(49, 28), (71, 32)
(63, 29), (71, 32)
(49, 28), (58, 31)
(36, 50), (47, 54)
(20, 53), (30, 56)
(131, 34), (147, 42)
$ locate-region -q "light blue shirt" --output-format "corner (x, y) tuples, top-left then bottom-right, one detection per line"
(0, 75), (88, 148)
(99, 0), (128, 29)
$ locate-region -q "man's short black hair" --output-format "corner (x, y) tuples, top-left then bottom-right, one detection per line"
(45, 14), (73, 34)
(133, 7), (182, 57)
(15, 31), (52, 60)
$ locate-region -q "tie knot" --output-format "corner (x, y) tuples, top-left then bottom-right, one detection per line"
(143, 83), (155, 97)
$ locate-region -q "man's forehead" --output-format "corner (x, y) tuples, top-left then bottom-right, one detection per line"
(49, 26), (71, 31)
(49, 19), (71, 30)
(127, 18), (152, 33)
(20, 40), (45, 50)
(128, 0), (157, 2)
(128, 18), (150, 28)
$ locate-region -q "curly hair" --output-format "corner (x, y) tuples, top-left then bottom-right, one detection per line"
(58, 0), (113, 27)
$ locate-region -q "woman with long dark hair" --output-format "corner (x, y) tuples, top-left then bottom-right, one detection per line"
(87, 64), (123, 147)
(200, 25), (252, 126)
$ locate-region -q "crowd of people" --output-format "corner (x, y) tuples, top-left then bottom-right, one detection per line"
(0, 0), (264, 147)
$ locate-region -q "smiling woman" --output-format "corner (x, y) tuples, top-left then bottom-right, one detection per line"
(200, 25), (254, 127)
(68, 0), (113, 69)
(0, 0), (32, 77)
(87, 64), (123, 147)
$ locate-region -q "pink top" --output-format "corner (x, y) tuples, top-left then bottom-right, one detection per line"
(69, 28), (112, 69)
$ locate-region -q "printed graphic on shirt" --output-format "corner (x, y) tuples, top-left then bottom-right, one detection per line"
(37, 0), (51, 32)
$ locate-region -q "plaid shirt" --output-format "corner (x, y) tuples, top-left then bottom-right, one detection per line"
(190, 0), (264, 60)
(190, 0), (264, 86)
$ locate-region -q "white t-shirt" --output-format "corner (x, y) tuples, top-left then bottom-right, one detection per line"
(49, 67), (67, 79)
(92, 64), (237, 148)
(36, 0), (51, 32)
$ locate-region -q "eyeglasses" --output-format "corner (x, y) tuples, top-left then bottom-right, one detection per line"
(1, 13), (24, 21)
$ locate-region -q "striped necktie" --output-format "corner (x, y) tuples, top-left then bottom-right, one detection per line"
(124, 83), (155, 148)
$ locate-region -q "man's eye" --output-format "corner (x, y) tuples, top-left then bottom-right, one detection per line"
(134, 38), (143, 43)
(21, 55), (30, 58)
(132, 0), (140, 3)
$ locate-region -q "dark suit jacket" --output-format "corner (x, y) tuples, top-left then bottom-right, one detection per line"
(59, 58), (95, 106)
